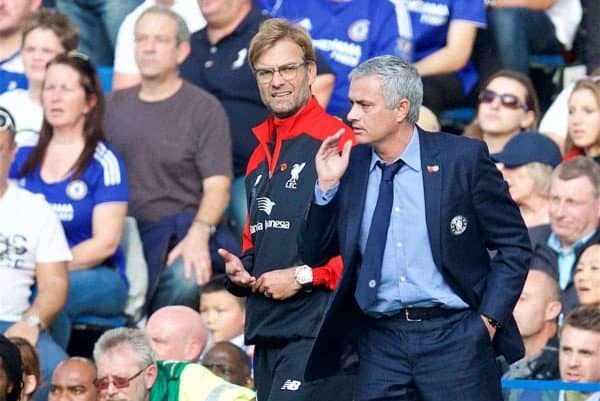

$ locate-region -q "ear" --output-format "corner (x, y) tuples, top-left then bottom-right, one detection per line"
(394, 99), (411, 124)
(520, 109), (536, 130)
(306, 61), (317, 87)
(545, 300), (562, 321)
(23, 374), (38, 395)
(246, 376), (254, 389)
(176, 41), (191, 65)
(144, 364), (158, 389)
(84, 94), (98, 114)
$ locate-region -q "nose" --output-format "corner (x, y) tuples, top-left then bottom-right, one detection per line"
(346, 103), (358, 122)
(270, 70), (286, 87)
(57, 390), (71, 401)
(566, 352), (580, 368)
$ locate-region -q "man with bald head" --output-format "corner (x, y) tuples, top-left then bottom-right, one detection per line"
(49, 358), (98, 401)
(145, 306), (208, 361)
(202, 342), (253, 388)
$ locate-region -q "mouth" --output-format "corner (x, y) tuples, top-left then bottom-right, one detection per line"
(564, 372), (582, 382)
(272, 91), (292, 98)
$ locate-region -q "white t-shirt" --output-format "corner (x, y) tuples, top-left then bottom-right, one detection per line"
(539, 81), (574, 139)
(114, 0), (206, 74)
(0, 183), (72, 322)
(0, 89), (43, 147)
(546, 0), (582, 50)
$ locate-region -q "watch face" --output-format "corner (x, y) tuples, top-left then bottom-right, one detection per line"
(25, 315), (40, 327)
(296, 267), (313, 285)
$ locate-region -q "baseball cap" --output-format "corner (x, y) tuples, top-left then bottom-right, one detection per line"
(491, 132), (562, 168)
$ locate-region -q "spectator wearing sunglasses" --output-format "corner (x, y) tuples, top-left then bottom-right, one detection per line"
(464, 69), (540, 154)
(564, 78), (600, 163)
(93, 328), (255, 401)
(492, 132), (562, 228)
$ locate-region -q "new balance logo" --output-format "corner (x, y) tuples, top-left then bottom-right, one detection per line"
(281, 379), (301, 391)
(256, 197), (275, 216)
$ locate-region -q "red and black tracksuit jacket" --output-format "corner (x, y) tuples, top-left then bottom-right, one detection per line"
(226, 97), (354, 345)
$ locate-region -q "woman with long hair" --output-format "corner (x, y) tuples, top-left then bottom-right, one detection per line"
(574, 244), (600, 309)
(9, 52), (129, 349)
(464, 70), (541, 154)
(0, 10), (78, 146)
(564, 78), (600, 162)
(7, 338), (40, 401)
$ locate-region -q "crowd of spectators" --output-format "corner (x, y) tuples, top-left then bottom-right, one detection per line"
(1, 0), (600, 400)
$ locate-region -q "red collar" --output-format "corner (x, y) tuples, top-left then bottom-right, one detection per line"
(251, 97), (325, 175)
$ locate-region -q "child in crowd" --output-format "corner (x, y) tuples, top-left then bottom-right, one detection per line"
(200, 275), (246, 350)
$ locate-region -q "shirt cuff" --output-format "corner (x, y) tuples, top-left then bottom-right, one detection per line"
(314, 182), (339, 205)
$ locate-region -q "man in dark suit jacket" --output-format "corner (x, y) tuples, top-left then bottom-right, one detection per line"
(299, 55), (532, 401)
(528, 157), (600, 315)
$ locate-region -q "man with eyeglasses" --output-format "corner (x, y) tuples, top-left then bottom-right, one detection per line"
(219, 18), (355, 401)
(0, 106), (70, 394)
(180, 0), (336, 240)
(93, 328), (255, 401)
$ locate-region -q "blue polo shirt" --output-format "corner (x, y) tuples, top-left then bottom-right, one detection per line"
(407, 0), (486, 94)
(257, 0), (405, 117)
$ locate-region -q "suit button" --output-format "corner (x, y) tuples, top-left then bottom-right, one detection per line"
(368, 280), (376, 288)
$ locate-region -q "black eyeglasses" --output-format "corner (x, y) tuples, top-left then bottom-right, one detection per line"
(95, 365), (150, 391)
(254, 61), (309, 83)
(479, 89), (529, 111)
(0, 108), (15, 134)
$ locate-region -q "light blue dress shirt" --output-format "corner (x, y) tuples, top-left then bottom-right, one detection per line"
(547, 230), (595, 289)
(315, 128), (467, 316)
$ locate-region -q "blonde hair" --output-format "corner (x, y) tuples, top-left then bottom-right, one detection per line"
(248, 18), (315, 69)
(565, 78), (600, 155)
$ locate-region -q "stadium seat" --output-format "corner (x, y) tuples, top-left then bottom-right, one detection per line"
(97, 65), (114, 93)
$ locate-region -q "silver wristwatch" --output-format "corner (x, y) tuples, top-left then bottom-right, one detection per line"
(295, 265), (313, 290)
(23, 314), (42, 329)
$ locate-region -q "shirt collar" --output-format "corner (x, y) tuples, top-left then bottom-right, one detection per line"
(370, 126), (421, 172)
(548, 230), (596, 254)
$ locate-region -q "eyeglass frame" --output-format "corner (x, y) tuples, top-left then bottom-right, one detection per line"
(478, 89), (529, 111)
(95, 364), (151, 391)
(253, 61), (310, 84)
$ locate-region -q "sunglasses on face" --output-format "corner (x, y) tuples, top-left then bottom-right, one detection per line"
(479, 89), (529, 111)
(95, 365), (149, 391)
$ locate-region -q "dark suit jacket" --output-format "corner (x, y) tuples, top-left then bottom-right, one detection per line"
(299, 129), (532, 380)
(528, 224), (600, 315)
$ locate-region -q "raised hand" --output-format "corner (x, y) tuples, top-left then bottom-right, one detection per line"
(218, 248), (256, 287)
(315, 129), (353, 192)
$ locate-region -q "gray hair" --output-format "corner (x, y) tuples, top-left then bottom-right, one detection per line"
(135, 5), (190, 44)
(552, 156), (600, 199)
(349, 55), (423, 124)
(93, 328), (156, 369)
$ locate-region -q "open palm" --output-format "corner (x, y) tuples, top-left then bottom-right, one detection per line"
(315, 129), (353, 191)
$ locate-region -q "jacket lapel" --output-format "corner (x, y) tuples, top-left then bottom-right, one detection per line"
(419, 130), (443, 269)
(343, 145), (371, 263)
